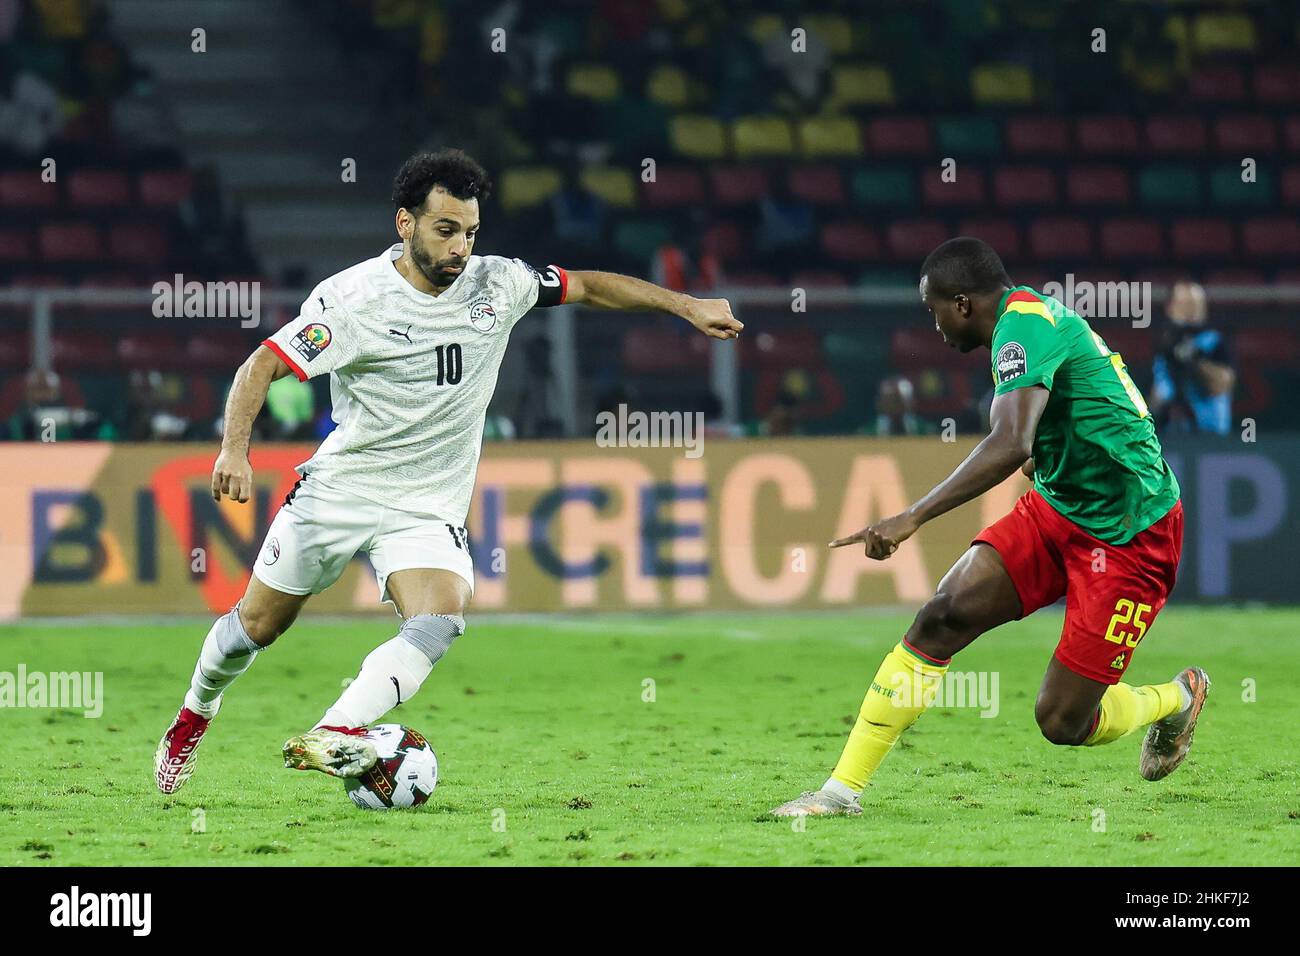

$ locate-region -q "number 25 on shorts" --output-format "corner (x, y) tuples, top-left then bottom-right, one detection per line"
(1103, 598), (1151, 647)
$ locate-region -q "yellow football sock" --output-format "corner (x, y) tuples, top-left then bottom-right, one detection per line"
(1083, 681), (1184, 746)
(830, 641), (950, 792)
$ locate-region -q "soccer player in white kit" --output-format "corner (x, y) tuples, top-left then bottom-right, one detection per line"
(154, 149), (742, 793)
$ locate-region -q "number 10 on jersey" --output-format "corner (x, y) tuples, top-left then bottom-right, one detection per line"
(435, 343), (463, 386)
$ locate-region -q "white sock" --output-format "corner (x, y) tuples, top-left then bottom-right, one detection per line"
(183, 607), (261, 718)
(822, 777), (861, 802)
(317, 638), (433, 729)
(1178, 682), (1193, 713)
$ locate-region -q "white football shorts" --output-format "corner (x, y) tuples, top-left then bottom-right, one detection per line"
(251, 476), (474, 605)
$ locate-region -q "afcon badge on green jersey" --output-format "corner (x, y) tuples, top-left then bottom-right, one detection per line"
(995, 341), (1027, 384)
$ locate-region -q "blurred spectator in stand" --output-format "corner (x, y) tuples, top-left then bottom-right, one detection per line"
(1150, 281), (1235, 436)
(6, 368), (100, 440)
(265, 375), (316, 440)
(550, 165), (607, 261)
(875, 375), (919, 435)
(653, 216), (719, 293)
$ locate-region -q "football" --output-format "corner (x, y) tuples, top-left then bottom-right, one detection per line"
(343, 724), (439, 810)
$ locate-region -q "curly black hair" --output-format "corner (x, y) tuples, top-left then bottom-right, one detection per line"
(391, 148), (492, 212)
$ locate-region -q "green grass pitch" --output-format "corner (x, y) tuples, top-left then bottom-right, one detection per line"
(1, 607), (1295, 866)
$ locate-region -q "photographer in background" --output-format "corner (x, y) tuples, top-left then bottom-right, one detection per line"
(1150, 280), (1235, 436)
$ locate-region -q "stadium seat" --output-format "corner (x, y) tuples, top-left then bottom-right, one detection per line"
(499, 167), (563, 210)
(720, 269), (781, 287)
(1253, 63), (1300, 105)
(1187, 64), (1247, 102)
(935, 116), (1001, 156)
(52, 330), (118, 369)
(804, 14), (854, 55)
(66, 169), (131, 208)
(992, 166), (1057, 206)
(646, 65), (690, 107)
(108, 222), (170, 266)
(1098, 218), (1165, 260)
(1209, 166), (1273, 206)
(745, 13), (784, 44)
(709, 165), (769, 205)
(1028, 217), (1094, 261)
(890, 327), (970, 370)
(745, 329), (822, 368)
(118, 333), (186, 370)
(1075, 115), (1140, 155)
(957, 219), (1022, 259)
(1145, 115), (1208, 154)
(1004, 116), (1070, 155)
(1169, 217), (1235, 259)
(1213, 115), (1278, 153)
(0, 228), (35, 263)
(1191, 12), (1256, 54)
(733, 116), (795, 158)
(38, 222), (104, 262)
(1241, 217), (1300, 258)
(613, 217), (673, 262)
(0, 170), (59, 209)
(1286, 117), (1300, 153)
(1282, 167), (1300, 206)
(864, 117), (931, 156)
(622, 327), (708, 374)
(920, 167), (986, 206)
(669, 115), (728, 159)
(701, 221), (746, 262)
(971, 63), (1035, 105)
(641, 167), (706, 208)
(137, 168), (194, 207)
(790, 270), (849, 289)
(830, 64), (895, 107)
(186, 335), (256, 372)
(1204, 268), (1267, 287)
(819, 222), (882, 262)
(1066, 166), (1131, 205)
(850, 167), (915, 208)
(0, 330), (28, 369)
(788, 165), (846, 205)
(797, 116), (862, 158)
(565, 64), (620, 101)
(1137, 165), (1201, 207)
(886, 219), (949, 260)
(579, 166), (636, 207)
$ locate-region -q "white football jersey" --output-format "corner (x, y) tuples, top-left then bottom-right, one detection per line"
(263, 244), (566, 523)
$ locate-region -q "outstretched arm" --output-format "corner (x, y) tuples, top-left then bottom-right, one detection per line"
(564, 270), (743, 340)
(212, 345), (294, 503)
(830, 386), (1048, 560)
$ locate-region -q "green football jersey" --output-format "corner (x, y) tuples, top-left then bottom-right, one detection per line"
(990, 287), (1180, 544)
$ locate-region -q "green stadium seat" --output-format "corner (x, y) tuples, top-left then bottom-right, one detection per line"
(613, 217), (673, 263)
(797, 115), (862, 157)
(971, 63), (1035, 105)
(1209, 166), (1274, 206)
(733, 116), (795, 158)
(500, 167), (562, 211)
(670, 115), (728, 159)
(1137, 165), (1201, 207)
(935, 116), (1000, 156)
(850, 167), (915, 208)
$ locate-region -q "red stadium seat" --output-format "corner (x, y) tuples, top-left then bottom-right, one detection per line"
(1098, 218), (1165, 259)
(920, 167), (986, 206)
(720, 269), (782, 287)
(118, 333), (186, 370)
(1066, 166), (1131, 205)
(1145, 115), (1208, 154)
(890, 327), (969, 370)
(745, 329), (822, 368)
(67, 169), (132, 207)
(641, 167), (706, 208)
(864, 117), (932, 156)
(701, 220), (745, 262)
(790, 270), (849, 289)
(1283, 166), (1300, 206)
(52, 330), (118, 369)
(788, 165), (846, 205)
(1028, 217), (1093, 260)
(622, 326), (708, 373)
(1203, 269), (1266, 287)
(1169, 217), (1235, 259)
(1004, 116), (1071, 154)
(709, 165), (769, 205)
(1100, 328), (1154, 365)
(0, 170), (59, 208)
(108, 222), (170, 266)
(38, 222), (104, 262)
(187, 335), (258, 371)
(819, 222), (882, 262)
(1213, 115), (1278, 153)
(0, 227), (35, 263)
(886, 218), (949, 260)
(1187, 64), (1247, 102)
(1241, 217), (1300, 258)
(137, 168), (194, 207)
(993, 166), (1057, 206)
(957, 218), (1021, 259)
(1253, 63), (1300, 105)
(0, 330), (29, 368)
(1074, 115), (1140, 156)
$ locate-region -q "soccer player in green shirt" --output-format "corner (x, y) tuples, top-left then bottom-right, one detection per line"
(772, 237), (1209, 817)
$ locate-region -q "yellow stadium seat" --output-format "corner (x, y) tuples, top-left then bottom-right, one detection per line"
(580, 167), (637, 208)
(733, 116), (795, 158)
(803, 14), (854, 55)
(747, 14), (784, 44)
(797, 116), (862, 158)
(971, 63), (1035, 105)
(647, 65), (690, 108)
(1192, 13), (1256, 53)
(670, 115), (728, 159)
(566, 64), (620, 101)
(831, 64), (895, 106)
(500, 167), (562, 211)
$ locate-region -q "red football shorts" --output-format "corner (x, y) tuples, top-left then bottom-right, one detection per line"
(973, 489), (1183, 684)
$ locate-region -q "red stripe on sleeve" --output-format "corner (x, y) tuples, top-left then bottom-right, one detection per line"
(262, 339), (308, 382)
(553, 265), (568, 304)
